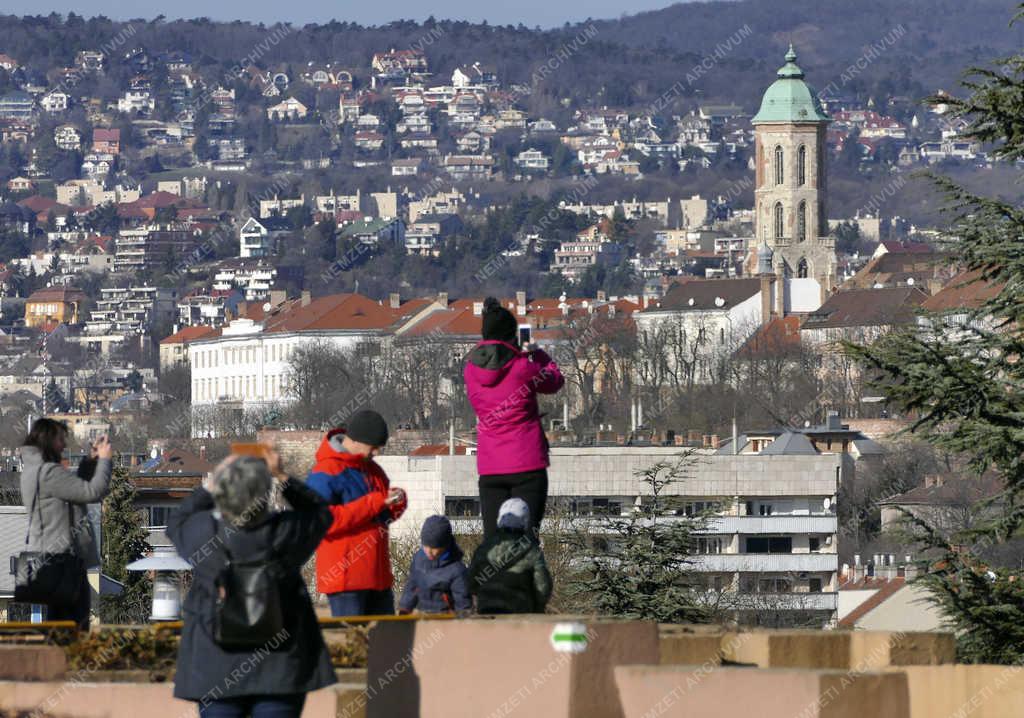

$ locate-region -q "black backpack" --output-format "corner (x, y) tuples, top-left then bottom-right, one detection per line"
(213, 524), (287, 651)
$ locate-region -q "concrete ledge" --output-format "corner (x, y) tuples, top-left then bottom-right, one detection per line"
(366, 618), (659, 718)
(0, 681), (358, 717)
(614, 665), (911, 718)
(720, 630), (955, 669)
(0, 645), (67, 681)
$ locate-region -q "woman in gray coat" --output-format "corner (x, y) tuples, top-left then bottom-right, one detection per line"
(19, 418), (113, 629)
(167, 450), (336, 717)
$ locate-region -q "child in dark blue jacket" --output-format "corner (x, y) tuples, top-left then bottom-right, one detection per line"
(398, 515), (472, 615)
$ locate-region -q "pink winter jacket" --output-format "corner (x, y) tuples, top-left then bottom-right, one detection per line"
(464, 340), (565, 476)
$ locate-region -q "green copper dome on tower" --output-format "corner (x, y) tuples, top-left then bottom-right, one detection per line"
(752, 44), (830, 124)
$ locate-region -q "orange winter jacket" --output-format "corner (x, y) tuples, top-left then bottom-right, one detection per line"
(305, 430), (407, 594)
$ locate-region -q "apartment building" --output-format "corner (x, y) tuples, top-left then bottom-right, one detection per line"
(378, 445), (846, 626)
(187, 293), (433, 434)
(115, 225), (199, 272)
(550, 240), (624, 282)
(81, 287), (178, 354)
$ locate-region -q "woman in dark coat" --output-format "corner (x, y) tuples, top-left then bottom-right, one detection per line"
(167, 450), (336, 718)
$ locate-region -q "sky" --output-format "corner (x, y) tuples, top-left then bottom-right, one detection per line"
(1, 0), (682, 29)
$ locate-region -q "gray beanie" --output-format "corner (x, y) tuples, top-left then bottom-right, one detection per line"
(497, 498), (530, 531)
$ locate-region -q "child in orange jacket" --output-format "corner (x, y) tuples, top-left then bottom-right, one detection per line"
(306, 411), (407, 616)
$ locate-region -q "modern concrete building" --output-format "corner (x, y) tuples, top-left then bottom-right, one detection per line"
(378, 445), (846, 625)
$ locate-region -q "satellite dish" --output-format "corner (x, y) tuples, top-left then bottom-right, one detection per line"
(559, 293), (567, 302)
(714, 296), (725, 307)
(906, 277), (915, 286)
(823, 497), (832, 511)
(263, 302), (272, 312)
(581, 300), (589, 309)
(688, 298), (695, 306)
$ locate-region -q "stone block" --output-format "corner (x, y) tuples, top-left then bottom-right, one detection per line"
(720, 630), (956, 670)
(893, 665), (1024, 718)
(0, 645), (66, 681)
(658, 626), (724, 666)
(365, 618), (659, 718)
(614, 665), (910, 718)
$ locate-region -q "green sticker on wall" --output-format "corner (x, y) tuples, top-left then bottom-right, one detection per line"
(550, 622), (589, 653)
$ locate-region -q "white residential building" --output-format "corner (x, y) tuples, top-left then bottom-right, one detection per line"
(53, 125), (81, 150)
(267, 97), (307, 121)
(41, 90), (68, 113)
(515, 148), (550, 172)
(117, 89), (154, 114)
(212, 262), (279, 301)
(187, 293), (413, 434)
(635, 278), (770, 384)
(239, 217), (272, 258)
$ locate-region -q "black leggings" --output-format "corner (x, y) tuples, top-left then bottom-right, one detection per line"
(479, 469), (548, 539)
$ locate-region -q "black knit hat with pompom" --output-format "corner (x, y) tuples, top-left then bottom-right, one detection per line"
(481, 296), (517, 343)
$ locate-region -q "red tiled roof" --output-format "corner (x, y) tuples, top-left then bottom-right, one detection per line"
(838, 577), (906, 627)
(161, 325), (219, 345)
(262, 293), (401, 333)
(402, 307), (481, 338)
(92, 128), (120, 142)
(878, 472), (1004, 507)
(17, 195), (64, 214)
(136, 448), (213, 478)
(27, 287), (87, 303)
(130, 191), (203, 209)
(736, 316), (802, 359)
(922, 269), (1003, 312)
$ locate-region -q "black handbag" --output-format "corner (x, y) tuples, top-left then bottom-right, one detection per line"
(213, 525), (287, 651)
(13, 469), (84, 605)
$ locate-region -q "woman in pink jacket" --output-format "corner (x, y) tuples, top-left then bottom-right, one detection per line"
(464, 297), (564, 538)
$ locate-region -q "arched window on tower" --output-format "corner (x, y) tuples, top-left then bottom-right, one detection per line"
(798, 145), (806, 186)
(774, 145), (784, 185)
(797, 258), (809, 279)
(773, 202), (784, 240)
(797, 200), (807, 242)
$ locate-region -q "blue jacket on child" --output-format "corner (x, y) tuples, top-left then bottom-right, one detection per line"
(399, 543), (472, 613)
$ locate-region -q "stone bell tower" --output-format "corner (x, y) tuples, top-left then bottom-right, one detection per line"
(749, 45), (837, 314)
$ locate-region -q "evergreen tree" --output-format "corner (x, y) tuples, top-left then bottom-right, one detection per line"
(566, 451), (712, 622)
(846, 13), (1024, 663)
(99, 468), (152, 624)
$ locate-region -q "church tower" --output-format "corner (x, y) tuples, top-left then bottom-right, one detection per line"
(750, 45), (836, 315)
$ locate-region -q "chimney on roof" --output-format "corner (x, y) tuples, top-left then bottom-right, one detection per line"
(389, 292), (401, 309)
(760, 274), (775, 324)
(826, 411), (842, 431)
(710, 434), (720, 450)
(437, 291), (449, 307)
(301, 290), (311, 307)
(597, 290), (607, 302)
(515, 290), (527, 316)
(199, 445), (207, 461)
(472, 301), (483, 316)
